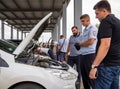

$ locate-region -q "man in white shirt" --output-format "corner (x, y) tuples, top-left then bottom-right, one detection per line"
(56, 35), (68, 62)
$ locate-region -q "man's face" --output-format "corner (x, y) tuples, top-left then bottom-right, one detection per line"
(72, 28), (78, 36)
(95, 9), (106, 21)
(80, 18), (89, 26)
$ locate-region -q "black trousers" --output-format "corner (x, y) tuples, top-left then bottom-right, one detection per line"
(48, 49), (56, 60)
(68, 55), (81, 89)
(68, 55), (81, 81)
(80, 53), (95, 89)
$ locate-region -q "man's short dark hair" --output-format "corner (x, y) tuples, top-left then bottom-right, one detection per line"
(80, 14), (90, 20)
(93, 0), (111, 13)
(71, 26), (78, 30)
(60, 35), (64, 38)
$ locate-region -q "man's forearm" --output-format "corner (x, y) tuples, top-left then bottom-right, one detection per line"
(92, 38), (111, 66)
(80, 38), (94, 46)
(93, 44), (109, 66)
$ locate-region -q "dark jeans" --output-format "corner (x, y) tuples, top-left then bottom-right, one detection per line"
(95, 66), (120, 89)
(57, 51), (66, 62)
(68, 55), (81, 81)
(80, 53), (95, 89)
(48, 49), (56, 60)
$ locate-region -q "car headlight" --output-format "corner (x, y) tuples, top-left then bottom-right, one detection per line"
(50, 69), (77, 80)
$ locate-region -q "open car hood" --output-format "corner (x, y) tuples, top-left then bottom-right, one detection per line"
(13, 12), (52, 56)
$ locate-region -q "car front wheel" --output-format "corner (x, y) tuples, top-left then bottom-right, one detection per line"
(13, 83), (44, 89)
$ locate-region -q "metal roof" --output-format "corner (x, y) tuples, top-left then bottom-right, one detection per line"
(0, 0), (70, 34)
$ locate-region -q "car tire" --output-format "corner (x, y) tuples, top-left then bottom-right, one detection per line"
(13, 83), (44, 89)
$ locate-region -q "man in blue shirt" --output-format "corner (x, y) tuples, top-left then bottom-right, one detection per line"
(89, 1), (120, 89)
(66, 26), (82, 89)
(78, 14), (98, 89)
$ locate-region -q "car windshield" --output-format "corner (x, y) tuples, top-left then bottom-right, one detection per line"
(0, 39), (36, 62)
(0, 39), (33, 54)
(0, 39), (16, 54)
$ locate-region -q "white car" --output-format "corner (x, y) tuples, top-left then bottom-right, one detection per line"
(0, 49), (77, 89)
(0, 13), (77, 89)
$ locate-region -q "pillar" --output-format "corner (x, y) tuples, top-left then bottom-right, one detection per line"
(62, 1), (67, 38)
(52, 25), (57, 41)
(21, 31), (23, 40)
(1, 21), (4, 39)
(74, 0), (82, 32)
(11, 26), (13, 39)
(57, 16), (61, 41)
(16, 29), (19, 40)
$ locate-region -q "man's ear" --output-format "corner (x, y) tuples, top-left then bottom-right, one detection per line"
(102, 8), (106, 13)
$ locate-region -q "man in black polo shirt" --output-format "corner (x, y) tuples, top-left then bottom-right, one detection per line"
(89, 1), (120, 89)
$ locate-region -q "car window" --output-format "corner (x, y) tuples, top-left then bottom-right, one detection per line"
(0, 39), (16, 54)
(0, 39), (33, 63)
(0, 57), (9, 67)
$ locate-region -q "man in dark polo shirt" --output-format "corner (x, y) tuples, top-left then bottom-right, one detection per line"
(89, 1), (120, 89)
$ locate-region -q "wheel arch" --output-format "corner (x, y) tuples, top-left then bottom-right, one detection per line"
(8, 81), (46, 89)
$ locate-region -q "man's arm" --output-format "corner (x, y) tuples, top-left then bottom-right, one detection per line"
(89, 38), (111, 79)
(65, 44), (70, 62)
(80, 38), (95, 46)
(93, 38), (111, 66)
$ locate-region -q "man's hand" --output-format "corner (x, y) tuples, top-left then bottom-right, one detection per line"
(89, 68), (98, 79)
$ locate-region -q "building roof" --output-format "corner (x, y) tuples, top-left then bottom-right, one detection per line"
(0, 0), (70, 35)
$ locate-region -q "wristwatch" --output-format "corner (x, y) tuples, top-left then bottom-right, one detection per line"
(91, 65), (98, 69)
